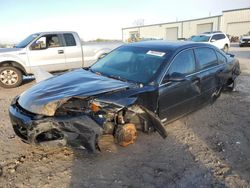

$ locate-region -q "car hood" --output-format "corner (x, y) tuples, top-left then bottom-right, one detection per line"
(18, 69), (130, 116)
(0, 48), (22, 54)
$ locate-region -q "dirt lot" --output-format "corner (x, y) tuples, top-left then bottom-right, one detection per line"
(0, 44), (250, 188)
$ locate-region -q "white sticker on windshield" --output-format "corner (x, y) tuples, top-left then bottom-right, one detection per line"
(146, 50), (165, 57)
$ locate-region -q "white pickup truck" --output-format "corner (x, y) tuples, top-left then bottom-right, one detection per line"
(0, 31), (122, 88)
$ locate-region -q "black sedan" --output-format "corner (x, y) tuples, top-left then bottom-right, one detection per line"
(9, 41), (240, 152)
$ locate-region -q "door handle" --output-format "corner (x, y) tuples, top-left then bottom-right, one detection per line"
(192, 80), (200, 85)
(191, 77), (200, 85)
(217, 69), (223, 73)
(58, 50), (64, 54)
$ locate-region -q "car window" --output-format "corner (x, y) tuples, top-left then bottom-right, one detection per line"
(216, 51), (227, 64)
(31, 34), (61, 50)
(194, 48), (218, 69)
(46, 35), (61, 48)
(168, 49), (196, 76)
(191, 35), (210, 42)
(15, 33), (40, 48)
(91, 46), (167, 84)
(211, 34), (226, 41)
(63, 33), (76, 46)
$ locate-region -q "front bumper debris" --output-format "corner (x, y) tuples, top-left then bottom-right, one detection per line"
(9, 103), (103, 152)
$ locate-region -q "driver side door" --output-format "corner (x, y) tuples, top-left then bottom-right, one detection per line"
(27, 34), (66, 72)
(158, 49), (201, 122)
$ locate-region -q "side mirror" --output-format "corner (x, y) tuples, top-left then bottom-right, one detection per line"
(30, 37), (47, 50)
(167, 73), (187, 82)
(211, 39), (216, 42)
(30, 42), (43, 50)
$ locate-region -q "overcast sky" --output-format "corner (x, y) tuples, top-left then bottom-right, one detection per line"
(0, 0), (249, 43)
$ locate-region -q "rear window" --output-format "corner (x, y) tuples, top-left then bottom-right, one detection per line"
(63, 33), (76, 46)
(194, 48), (218, 69)
(211, 34), (226, 41)
(216, 51), (227, 64)
(191, 35), (210, 42)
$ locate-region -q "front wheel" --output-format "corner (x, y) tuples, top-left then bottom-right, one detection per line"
(0, 67), (23, 88)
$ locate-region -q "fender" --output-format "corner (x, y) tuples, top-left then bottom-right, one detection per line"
(0, 60), (28, 75)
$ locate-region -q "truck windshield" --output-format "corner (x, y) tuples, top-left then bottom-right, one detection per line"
(191, 35), (210, 42)
(90, 46), (167, 84)
(15, 33), (40, 48)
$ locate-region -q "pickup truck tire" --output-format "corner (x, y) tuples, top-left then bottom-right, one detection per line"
(0, 66), (23, 88)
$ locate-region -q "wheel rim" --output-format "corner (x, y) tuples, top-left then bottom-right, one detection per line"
(0, 69), (18, 85)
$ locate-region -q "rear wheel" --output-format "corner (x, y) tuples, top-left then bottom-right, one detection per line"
(0, 66), (23, 88)
(223, 44), (229, 53)
(226, 78), (237, 92)
(211, 86), (222, 103)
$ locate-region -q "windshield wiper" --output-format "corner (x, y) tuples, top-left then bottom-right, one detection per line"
(107, 74), (134, 83)
(89, 68), (102, 75)
(89, 69), (134, 83)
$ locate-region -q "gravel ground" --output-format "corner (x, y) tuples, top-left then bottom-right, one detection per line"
(0, 44), (250, 188)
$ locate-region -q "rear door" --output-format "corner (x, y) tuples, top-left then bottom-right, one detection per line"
(62, 33), (84, 69)
(158, 49), (201, 122)
(194, 47), (222, 102)
(27, 34), (66, 72)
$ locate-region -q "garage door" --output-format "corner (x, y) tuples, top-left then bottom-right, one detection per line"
(227, 22), (250, 36)
(166, 27), (178, 40)
(197, 23), (213, 34)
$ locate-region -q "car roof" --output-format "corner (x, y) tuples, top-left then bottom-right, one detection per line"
(198, 32), (226, 37)
(124, 40), (214, 52)
(34, 31), (77, 35)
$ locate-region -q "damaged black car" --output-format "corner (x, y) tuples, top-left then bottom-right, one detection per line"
(9, 41), (240, 152)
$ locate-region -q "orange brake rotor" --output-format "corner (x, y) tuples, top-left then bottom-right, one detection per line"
(115, 123), (137, 147)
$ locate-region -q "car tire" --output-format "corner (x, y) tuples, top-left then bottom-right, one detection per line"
(0, 66), (23, 88)
(223, 44), (229, 52)
(226, 78), (237, 92)
(211, 86), (222, 103)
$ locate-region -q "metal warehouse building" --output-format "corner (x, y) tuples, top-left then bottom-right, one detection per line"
(122, 8), (250, 42)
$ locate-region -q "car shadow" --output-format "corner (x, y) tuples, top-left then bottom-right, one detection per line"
(22, 76), (35, 86)
(68, 133), (227, 188)
(66, 76), (250, 187)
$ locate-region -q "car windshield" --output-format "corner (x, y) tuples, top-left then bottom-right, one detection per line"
(90, 46), (167, 84)
(191, 35), (210, 42)
(15, 33), (40, 48)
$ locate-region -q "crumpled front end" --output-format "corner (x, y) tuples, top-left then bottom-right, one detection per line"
(9, 95), (167, 152)
(9, 69), (167, 152)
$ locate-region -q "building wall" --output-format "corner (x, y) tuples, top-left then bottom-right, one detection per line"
(182, 16), (220, 38)
(221, 8), (250, 36)
(122, 8), (250, 42)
